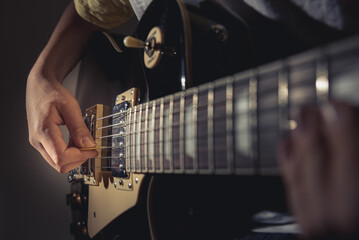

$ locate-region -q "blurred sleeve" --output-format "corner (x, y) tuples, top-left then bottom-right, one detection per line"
(74, 0), (134, 29)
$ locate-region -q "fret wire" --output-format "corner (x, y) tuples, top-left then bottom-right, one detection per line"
(179, 93), (185, 173)
(123, 137), (202, 145)
(96, 112), (103, 172)
(316, 56), (329, 104)
(126, 108), (132, 172)
(278, 64), (290, 133)
(96, 86), (233, 124)
(122, 98), (229, 127)
(132, 106), (137, 172)
(249, 72), (259, 173)
(168, 97), (174, 172)
(89, 114), (96, 172)
(159, 99), (164, 172)
(144, 103), (149, 172)
(83, 140), (222, 151)
(193, 89), (199, 173)
(104, 108), (252, 142)
(88, 36), (359, 176)
(147, 104), (151, 172)
(109, 114), (251, 135)
(226, 79), (234, 174)
(100, 107), (207, 130)
(207, 84), (215, 173)
(150, 102), (156, 172)
(137, 105), (142, 172)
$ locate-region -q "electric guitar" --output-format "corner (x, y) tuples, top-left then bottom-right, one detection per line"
(66, 0), (359, 239)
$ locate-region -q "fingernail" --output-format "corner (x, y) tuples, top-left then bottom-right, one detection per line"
(321, 103), (338, 123)
(82, 136), (96, 147)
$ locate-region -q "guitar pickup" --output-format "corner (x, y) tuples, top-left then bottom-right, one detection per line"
(111, 101), (129, 178)
(67, 88), (140, 188)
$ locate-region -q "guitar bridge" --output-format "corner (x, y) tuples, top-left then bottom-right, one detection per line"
(68, 104), (111, 185)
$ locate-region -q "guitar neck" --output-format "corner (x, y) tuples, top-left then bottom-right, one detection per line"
(115, 34), (359, 176)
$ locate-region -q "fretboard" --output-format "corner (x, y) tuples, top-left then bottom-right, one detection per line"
(114, 34), (359, 176)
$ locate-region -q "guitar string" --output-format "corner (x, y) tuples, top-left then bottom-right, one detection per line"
(89, 167), (152, 170)
(95, 116), (231, 140)
(95, 78), (246, 123)
(81, 142), (173, 150)
(80, 120), (273, 168)
(94, 99), (227, 124)
(91, 110), (247, 142)
(93, 55), (308, 128)
(95, 107), (236, 139)
(93, 110), (229, 137)
(97, 122), (125, 130)
(96, 111), (127, 121)
(81, 157), (159, 170)
(96, 133), (126, 139)
(81, 116), (250, 170)
(77, 52), (332, 172)
(82, 136), (216, 151)
(89, 93), (253, 141)
(85, 89), (251, 161)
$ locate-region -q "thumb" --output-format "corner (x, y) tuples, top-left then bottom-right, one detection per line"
(61, 101), (96, 148)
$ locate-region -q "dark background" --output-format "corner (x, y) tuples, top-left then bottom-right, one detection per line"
(1, 0), (75, 239)
(0, 1), (137, 239)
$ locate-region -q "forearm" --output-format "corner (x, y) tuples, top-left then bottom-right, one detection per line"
(30, 1), (101, 82)
(26, 1), (101, 173)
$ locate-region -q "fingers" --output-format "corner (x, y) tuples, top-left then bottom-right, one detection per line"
(32, 123), (98, 173)
(59, 99), (96, 148)
(26, 76), (98, 173)
(280, 107), (327, 187)
(277, 137), (295, 186)
(36, 142), (91, 173)
(278, 107), (329, 237)
(293, 108), (328, 185)
(321, 102), (359, 165)
(320, 102), (359, 232)
(278, 102), (359, 237)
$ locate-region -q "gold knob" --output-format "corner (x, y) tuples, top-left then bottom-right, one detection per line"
(123, 36), (145, 49)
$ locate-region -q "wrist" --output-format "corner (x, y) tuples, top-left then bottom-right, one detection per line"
(28, 65), (62, 85)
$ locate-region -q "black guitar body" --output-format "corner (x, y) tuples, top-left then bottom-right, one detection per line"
(148, 175), (289, 240)
(135, 0), (253, 100)
(68, 0), (303, 239)
(115, 3), (289, 238)
(70, 177), (288, 240)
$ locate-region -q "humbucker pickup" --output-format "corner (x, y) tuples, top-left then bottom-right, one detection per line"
(111, 101), (129, 178)
(68, 88), (140, 187)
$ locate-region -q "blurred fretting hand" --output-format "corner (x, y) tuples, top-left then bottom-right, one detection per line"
(278, 102), (359, 239)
